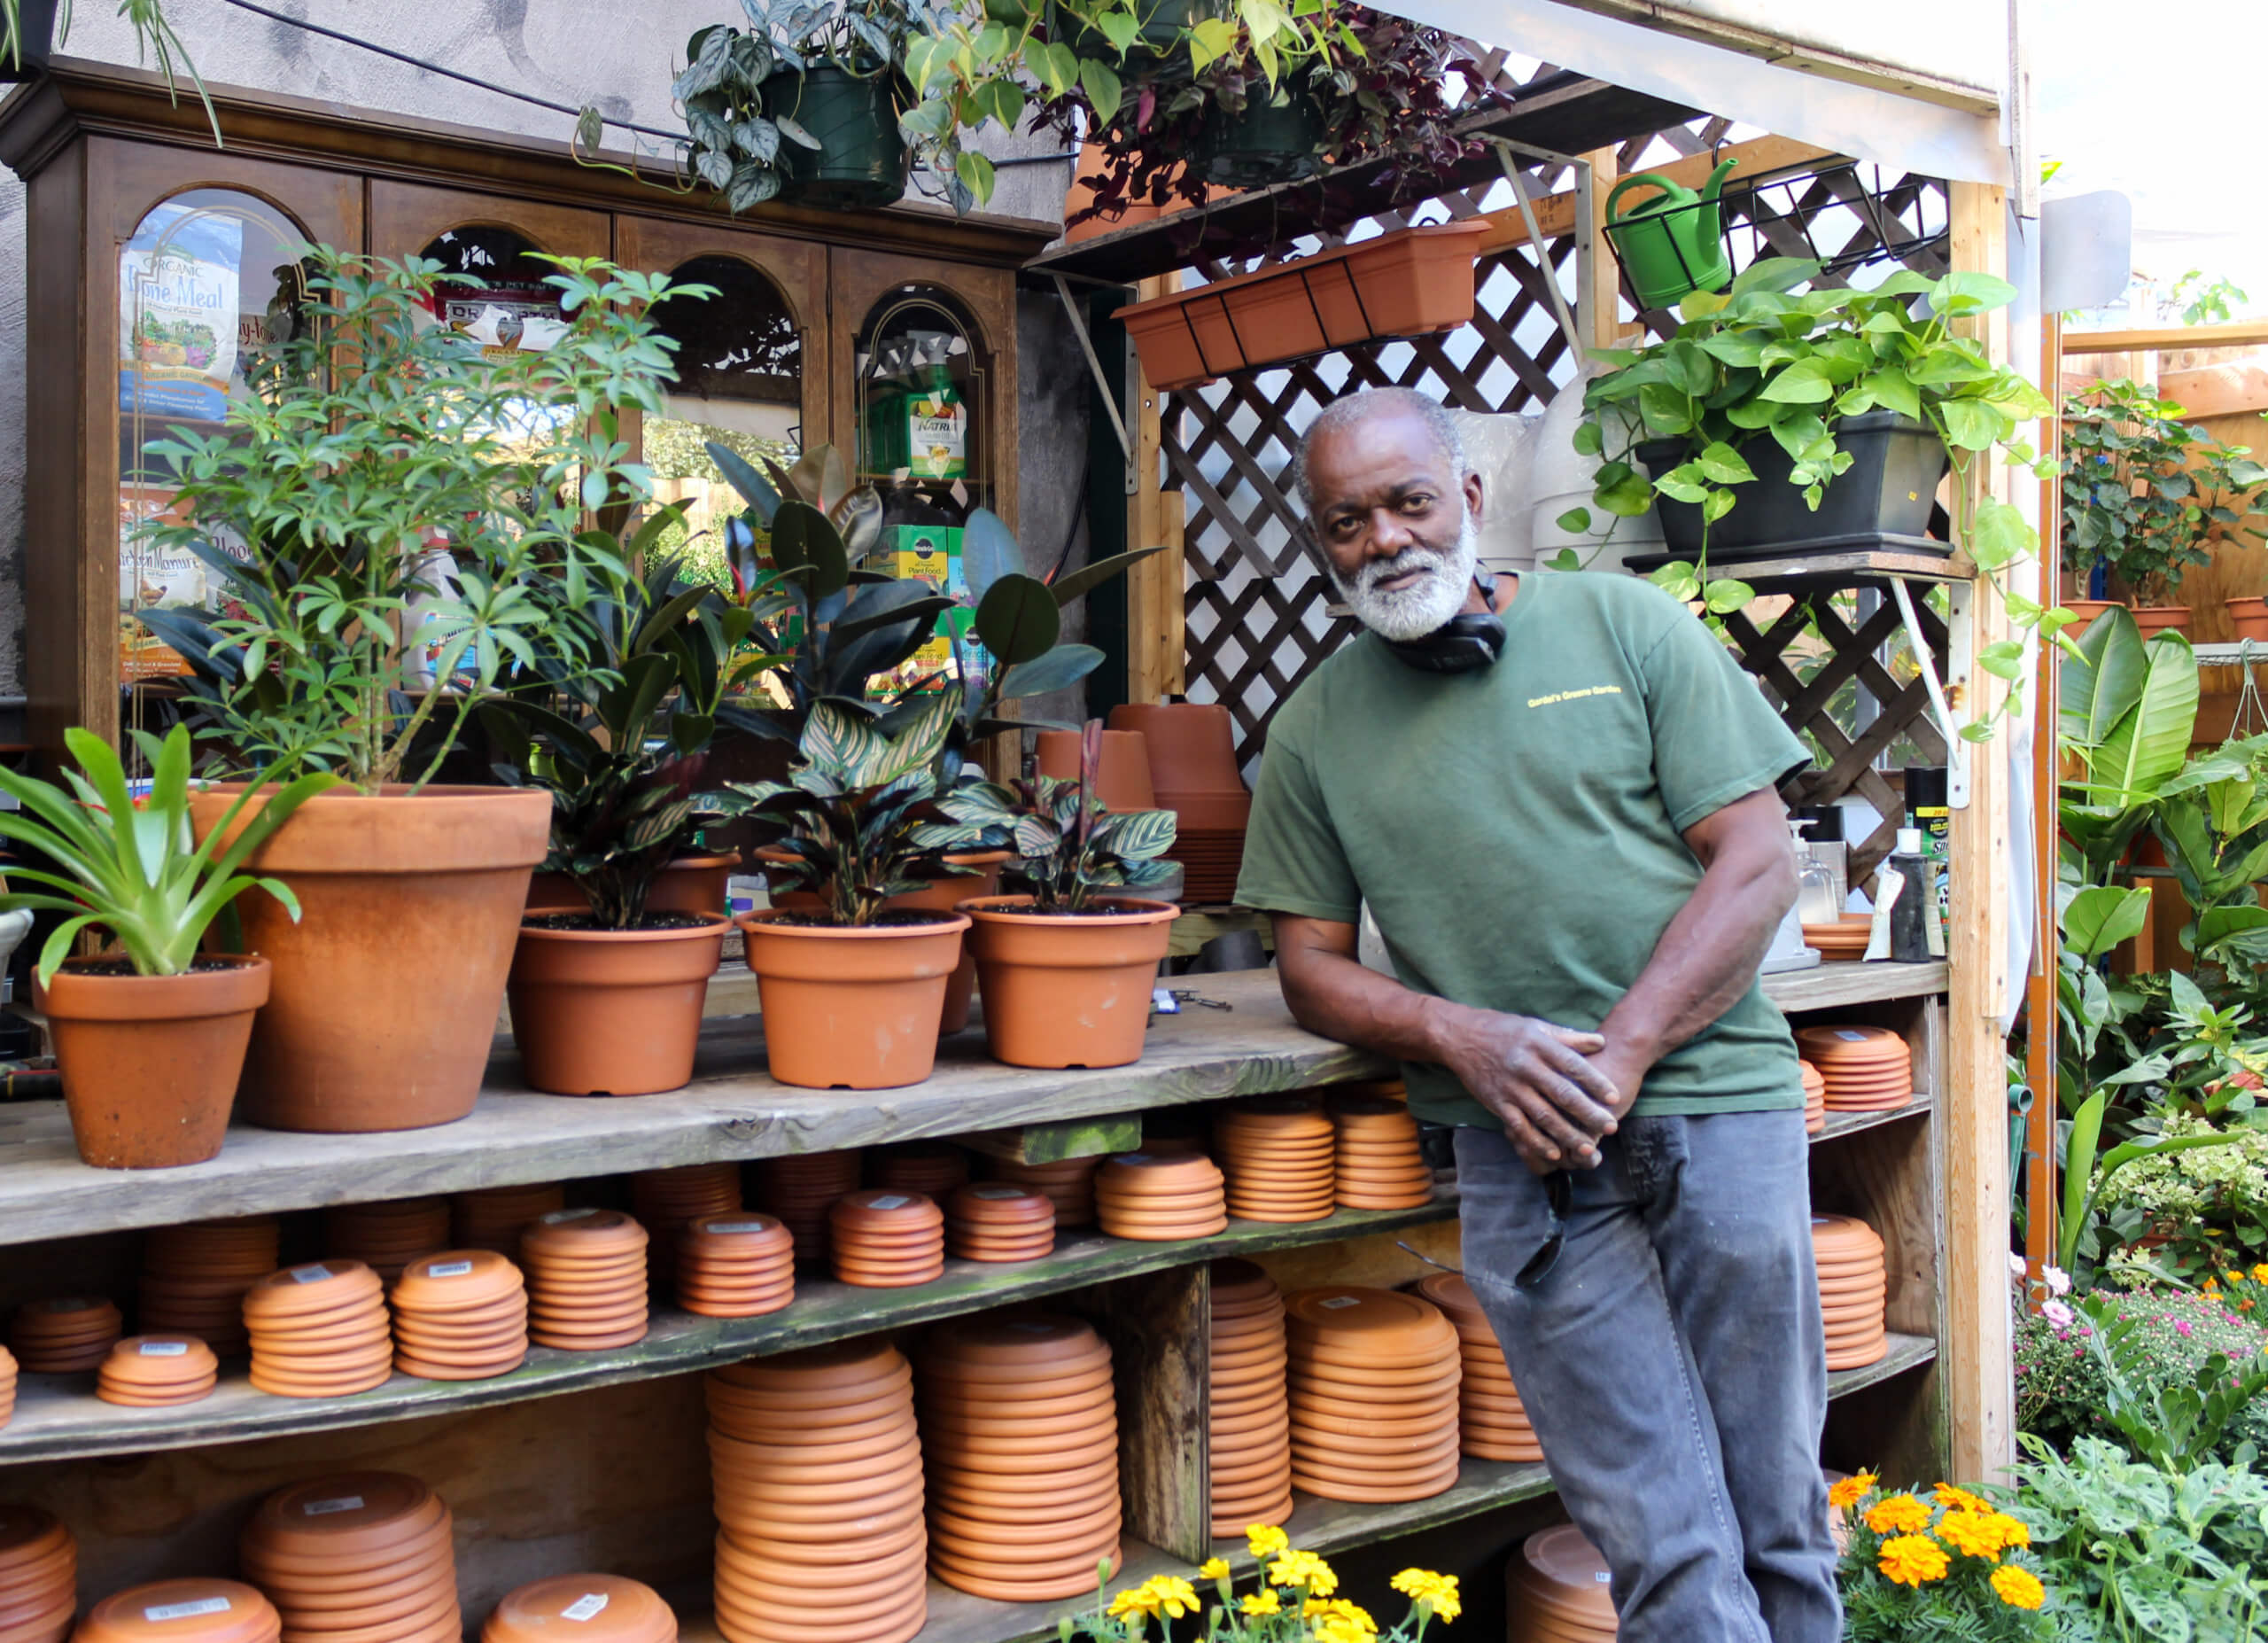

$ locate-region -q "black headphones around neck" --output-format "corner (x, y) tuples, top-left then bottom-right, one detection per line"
(1380, 567), (1506, 674)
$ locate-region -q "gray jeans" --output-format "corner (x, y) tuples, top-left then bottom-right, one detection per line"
(1454, 1111), (1840, 1643)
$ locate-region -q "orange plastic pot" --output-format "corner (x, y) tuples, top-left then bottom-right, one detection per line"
(1034, 732), (1156, 811)
(738, 911), (971, 1089)
(2132, 604), (2189, 637)
(524, 853), (742, 917)
(36, 956), (270, 1168)
(188, 784), (551, 1133)
(960, 895), (1178, 1069)
(885, 853), (1010, 1035)
(508, 914), (731, 1095)
(1107, 703), (1243, 794)
(2059, 598), (2121, 637)
(2230, 596), (2268, 641)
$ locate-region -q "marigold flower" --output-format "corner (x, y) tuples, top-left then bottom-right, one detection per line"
(1107, 1588), (1158, 1622)
(1932, 1483), (1990, 1515)
(1990, 1566), (2046, 1610)
(1247, 1526), (1291, 1560)
(1877, 1534), (1950, 1587)
(1269, 1551), (1338, 1596)
(1829, 1472), (1878, 1511)
(2252, 1264), (2268, 1284)
(1306, 1599), (1378, 1643)
(1935, 1510), (2005, 1560)
(1146, 1577), (1200, 1620)
(1240, 1591), (1280, 1618)
(1391, 1571), (1461, 1622)
(1989, 1514), (2031, 1551)
(1864, 1493), (1932, 1536)
(1199, 1560), (1231, 1583)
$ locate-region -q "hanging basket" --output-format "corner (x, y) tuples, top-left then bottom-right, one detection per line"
(1117, 222), (1487, 391)
(1192, 92), (1331, 190)
(0, 0), (58, 82)
(765, 65), (910, 211)
(1047, 0), (1216, 74)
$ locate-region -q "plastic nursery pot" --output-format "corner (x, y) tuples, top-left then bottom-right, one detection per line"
(188, 783), (552, 1134)
(2228, 596), (2268, 642)
(883, 853), (1011, 1037)
(2132, 604), (2190, 638)
(959, 896), (1179, 1070)
(1034, 732), (1156, 812)
(2059, 597), (2122, 637)
(737, 911), (971, 1090)
(35, 956), (270, 1169)
(507, 913), (732, 1096)
(764, 66), (910, 211)
(524, 853), (742, 917)
(1635, 412), (1953, 561)
(1193, 92), (1330, 190)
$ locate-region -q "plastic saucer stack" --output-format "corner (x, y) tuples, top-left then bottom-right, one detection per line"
(389, 1250), (528, 1381)
(1794, 1026), (1913, 1114)
(244, 1262), (392, 1398)
(322, 1199), (450, 1282)
(1813, 1214), (1888, 1370)
(1507, 1525), (1616, 1643)
(1094, 1153), (1227, 1240)
(830, 1192), (945, 1289)
(97, 1336), (219, 1406)
(10, 1297), (121, 1373)
(920, 1313), (1122, 1600)
(1414, 1274), (1541, 1463)
(239, 1472), (457, 1643)
(0, 1504), (75, 1643)
(677, 1214), (796, 1317)
(631, 1164), (743, 1298)
(944, 1185), (1056, 1263)
(1332, 1100), (1433, 1210)
(751, 1150), (865, 1263)
(75, 1582), (278, 1643)
(1208, 1260), (1292, 1535)
(484, 1577), (673, 1643)
(872, 1143), (970, 1198)
(707, 1342), (926, 1643)
(452, 1185), (565, 1256)
(0, 1344), (15, 1429)
(987, 1156), (1100, 1227)
(1216, 1098), (1336, 1223)
(1802, 1062), (1827, 1135)
(519, 1211), (649, 1351)
(1286, 1287), (1461, 1503)
(1801, 914), (1873, 962)
(140, 1218), (280, 1358)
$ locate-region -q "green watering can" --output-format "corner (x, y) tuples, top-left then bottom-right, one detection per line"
(1604, 158), (1740, 310)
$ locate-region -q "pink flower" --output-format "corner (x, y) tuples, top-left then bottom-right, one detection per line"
(2009, 1253), (2029, 1281)
(2042, 1300), (2075, 1328)
(2043, 1265), (2072, 1296)
(2176, 1320), (2194, 1337)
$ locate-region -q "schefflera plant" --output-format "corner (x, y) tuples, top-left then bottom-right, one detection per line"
(940, 720), (1179, 910)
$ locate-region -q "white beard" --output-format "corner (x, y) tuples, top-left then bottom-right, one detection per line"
(1336, 510), (1481, 642)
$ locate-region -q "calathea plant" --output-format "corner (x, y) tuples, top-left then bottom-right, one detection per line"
(939, 720), (1178, 909)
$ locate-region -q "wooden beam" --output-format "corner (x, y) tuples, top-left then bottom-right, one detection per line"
(2058, 320), (2268, 354)
(1473, 136), (1841, 259)
(1944, 180), (2017, 1486)
(1582, 145), (1621, 351)
(1127, 279), (1186, 706)
(1074, 1264), (1211, 1563)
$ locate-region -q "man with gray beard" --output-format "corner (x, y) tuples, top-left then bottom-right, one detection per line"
(1234, 388), (1838, 1642)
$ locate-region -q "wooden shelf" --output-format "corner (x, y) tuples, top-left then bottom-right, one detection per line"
(1762, 960), (1946, 1013)
(1816, 1093), (1932, 1142)
(1627, 546), (1971, 590)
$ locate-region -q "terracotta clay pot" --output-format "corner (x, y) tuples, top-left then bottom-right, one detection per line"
(188, 784), (551, 1133)
(1106, 703), (1241, 794)
(738, 912), (971, 1089)
(2058, 598), (2121, 637)
(959, 896), (1179, 1069)
(507, 914), (730, 1096)
(882, 853), (1010, 1036)
(1033, 731), (1157, 811)
(35, 955), (269, 1169)
(524, 853), (742, 917)
(2132, 604), (2190, 637)
(2230, 596), (2268, 642)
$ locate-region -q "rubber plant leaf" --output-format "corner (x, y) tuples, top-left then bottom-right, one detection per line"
(1049, 544), (1167, 608)
(703, 440), (784, 525)
(960, 508), (1020, 603)
(974, 574), (1061, 666)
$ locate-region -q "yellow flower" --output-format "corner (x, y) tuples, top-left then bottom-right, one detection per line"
(1107, 1588), (1158, 1622)
(1269, 1551), (1339, 1596)
(1877, 1534), (1950, 1588)
(1248, 1525), (1292, 1560)
(2205, 1280), (2222, 1296)
(1146, 1578), (1200, 1621)
(1829, 1472), (1879, 1512)
(1199, 1560), (1231, 1583)
(2228, 1271), (2248, 1288)
(1240, 1592), (1280, 1618)
(2252, 1263), (2268, 1283)
(1936, 1511), (2006, 1561)
(1864, 1493), (1932, 1536)
(1931, 1483), (1990, 1515)
(1391, 1571), (1462, 1624)
(1990, 1566), (2046, 1610)
(1990, 1514), (2031, 1551)
(1305, 1600), (1378, 1643)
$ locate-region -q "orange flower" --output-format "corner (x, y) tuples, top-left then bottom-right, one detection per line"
(1877, 1534), (1949, 1588)
(1990, 1567), (2046, 1610)
(1935, 1511), (2005, 1561)
(1829, 1472), (1878, 1512)
(1864, 1494), (1932, 1536)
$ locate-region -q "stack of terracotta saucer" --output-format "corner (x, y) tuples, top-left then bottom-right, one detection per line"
(240, 1471), (457, 1643)
(244, 1262), (392, 1398)
(1802, 1062), (1827, 1135)
(1216, 1098), (1336, 1223)
(140, 1218), (279, 1358)
(751, 1150), (865, 1263)
(920, 1313), (1121, 1601)
(0, 1343), (15, 1429)
(1413, 1274), (1541, 1463)
(631, 1164), (744, 1297)
(1332, 1100), (1434, 1210)
(483, 1577), (672, 1643)
(1801, 914), (1874, 962)
(1209, 1260), (1292, 1536)
(452, 1185), (566, 1256)
(1286, 1287), (1460, 1503)
(707, 1342), (926, 1643)
(944, 1186), (1056, 1263)
(1108, 702), (1248, 903)
(389, 1250), (528, 1381)
(77, 1582), (279, 1643)
(9, 1297), (121, 1373)
(519, 1210), (649, 1351)
(1794, 1026), (1913, 1113)
(0, 1504), (74, 1643)
(872, 1143), (970, 1198)
(1507, 1524), (1616, 1643)
(1813, 1214), (1888, 1370)
(830, 1192), (945, 1289)
(97, 1335), (219, 1406)
(987, 1157), (1101, 1227)
(677, 1214), (796, 1318)
(322, 1199), (450, 1282)
(1094, 1153), (1227, 1241)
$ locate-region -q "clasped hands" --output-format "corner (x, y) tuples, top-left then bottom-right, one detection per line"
(1437, 1007), (1646, 1176)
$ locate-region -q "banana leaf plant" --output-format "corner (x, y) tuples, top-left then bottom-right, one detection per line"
(2059, 606), (2201, 886)
(937, 718), (1177, 911)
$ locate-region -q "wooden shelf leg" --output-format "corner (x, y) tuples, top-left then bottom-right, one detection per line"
(1075, 1262), (1212, 1563)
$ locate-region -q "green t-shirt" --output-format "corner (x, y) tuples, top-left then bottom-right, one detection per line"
(1235, 572), (1810, 1127)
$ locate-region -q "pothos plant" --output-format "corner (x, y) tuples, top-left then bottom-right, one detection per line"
(938, 720), (1178, 909)
(1564, 256), (2064, 739)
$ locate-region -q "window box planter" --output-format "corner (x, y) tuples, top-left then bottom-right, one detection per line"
(1118, 222), (1488, 391)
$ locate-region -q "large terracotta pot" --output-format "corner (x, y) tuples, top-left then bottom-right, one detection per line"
(1107, 704), (1242, 794)
(2060, 598), (2121, 637)
(188, 784), (552, 1133)
(508, 914), (731, 1096)
(959, 895), (1178, 1070)
(885, 852), (1011, 1034)
(2132, 604), (2189, 638)
(2229, 596), (2268, 642)
(1034, 731), (1157, 811)
(738, 911), (971, 1089)
(36, 956), (270, 1168)
(524, 853), (742, 917)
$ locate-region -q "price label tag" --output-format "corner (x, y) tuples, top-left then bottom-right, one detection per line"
(1317, 1295), (1363, 1310)
(866, 1195), (912, 1211)
(706, 1219), (771, 1234)
(139, 1341), (191, 1358)
(969, 1187), (1024, 1200)
(145, 1600), (232, 1623)
(540, 1209), (600, 1225)
(302, 1496), (365, 1516)
(560, 1595), (610, 1623)
(289, 1265), (332, 1284)
(424, 1260), (475, 1279)
(1835, 1030), (1871, 1042)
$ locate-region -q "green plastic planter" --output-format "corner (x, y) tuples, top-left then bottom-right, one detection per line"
(765, 66), (910, 211)
(1194, 92), (1329, 190)
(1047, 0), (1215, 72)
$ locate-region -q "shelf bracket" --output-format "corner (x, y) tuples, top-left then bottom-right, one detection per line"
(1487, 140), (1588, 361)
(1889, 574), (1972, 809)
(1053, 273), (1138, 494)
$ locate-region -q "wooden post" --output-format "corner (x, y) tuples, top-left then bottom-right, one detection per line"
(1945, 181), (2017, 1484)
(1073, 1262), (1211, 1562)
(1127, 272), (1186, 705)
(1582, 147), (1620, 354)
(2023, 310), (2062, 1285)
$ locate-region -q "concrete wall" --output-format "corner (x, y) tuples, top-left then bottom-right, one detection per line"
(0, 0), (1085, 702)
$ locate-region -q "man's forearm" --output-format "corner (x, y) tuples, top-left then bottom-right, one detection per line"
(1599, 844), (1792, 1068)
(1274, 932), (1467, 1066)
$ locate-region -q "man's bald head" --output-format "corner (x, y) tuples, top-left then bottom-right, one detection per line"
(1292, 388), (1468, 518)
